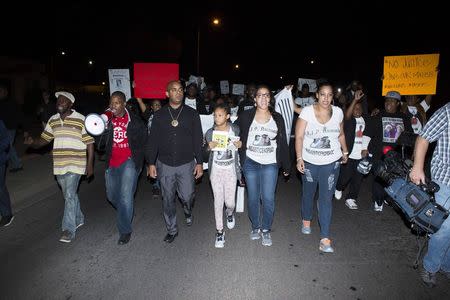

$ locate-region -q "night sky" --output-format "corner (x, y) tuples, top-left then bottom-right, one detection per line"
(2, 0), (449, 103)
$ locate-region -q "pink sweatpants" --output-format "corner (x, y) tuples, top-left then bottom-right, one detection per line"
(210, 168), (237, 231)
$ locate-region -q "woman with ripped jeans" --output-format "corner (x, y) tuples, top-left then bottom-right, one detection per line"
(295, 82), (348, 253)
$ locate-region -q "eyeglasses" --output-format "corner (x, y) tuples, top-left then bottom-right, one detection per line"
(256, 93), (270, 98)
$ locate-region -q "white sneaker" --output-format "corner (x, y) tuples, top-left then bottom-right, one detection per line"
(250, 229), (261, 240)
(374, 202), (383, 212)
(334, 190), (342, 200)
(261, 231), (272, 246)
(226, 214), (235, 229)
(215, 232), (225, 248)
(345, 199), (358, 210)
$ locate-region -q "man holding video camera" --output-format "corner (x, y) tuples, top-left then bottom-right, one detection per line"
(364, 91), (413, 211)
(410, 102), (450, 287)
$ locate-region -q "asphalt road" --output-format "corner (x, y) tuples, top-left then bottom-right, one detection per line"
(1, 167), (449, 299)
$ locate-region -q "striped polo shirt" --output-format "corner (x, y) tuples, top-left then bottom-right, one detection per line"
(41, 110), (94, 175)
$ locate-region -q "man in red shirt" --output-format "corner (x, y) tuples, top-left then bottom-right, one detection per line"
(101, 91), (147, 245)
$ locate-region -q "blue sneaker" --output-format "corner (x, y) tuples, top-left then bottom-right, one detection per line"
(319, 239), (334, 253)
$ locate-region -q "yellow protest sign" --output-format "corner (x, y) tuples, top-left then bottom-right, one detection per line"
(212, 130), (229, 151)
(382, 54), (439, 96)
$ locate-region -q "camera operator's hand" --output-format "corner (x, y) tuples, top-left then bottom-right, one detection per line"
(409, 166), (426, 185)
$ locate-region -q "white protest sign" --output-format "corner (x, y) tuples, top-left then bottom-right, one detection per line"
(232, 84), (245, 96)
(220, 80), (230, 94)
(109, 69), (131, 100)
(297, 78), (317, 92)
(188, 75), (206, 90)
(275, 88), (294, 145)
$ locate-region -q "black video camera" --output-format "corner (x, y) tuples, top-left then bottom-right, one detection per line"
(373, 150), (449, 234)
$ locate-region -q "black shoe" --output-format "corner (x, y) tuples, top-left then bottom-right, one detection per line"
(59, 230), (73, 243)
(152, 186), (160, 196)
(163, 232), (178, 243)
(0, 215), (14, 227)
(9, 167), (23, 173)
(118, 233), (131, 245)
(419, 267), (436, 288)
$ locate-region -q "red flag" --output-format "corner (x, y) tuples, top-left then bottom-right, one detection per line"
(133, 63), (179, 99)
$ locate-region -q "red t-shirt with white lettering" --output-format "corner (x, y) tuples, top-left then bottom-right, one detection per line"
(109, 112), (132, 168)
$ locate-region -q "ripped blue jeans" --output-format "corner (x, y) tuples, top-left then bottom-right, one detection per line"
(301, 161), (340, 239)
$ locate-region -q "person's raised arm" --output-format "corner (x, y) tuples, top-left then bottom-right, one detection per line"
(345, 90), (364, 120)
(136, 98), (147, 114)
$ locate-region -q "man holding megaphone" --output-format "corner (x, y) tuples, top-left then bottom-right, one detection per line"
(96, 91), (147, 245)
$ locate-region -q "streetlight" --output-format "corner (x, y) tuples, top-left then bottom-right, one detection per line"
(88, 60), (94, 65)
(197, 17), (221, 74)
(234, 64), (240, 70)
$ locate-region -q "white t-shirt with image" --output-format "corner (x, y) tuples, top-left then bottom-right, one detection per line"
(246, 117), (278, 165)
(212, 127), (236, 170)
(349, 117), (365, 160)
(299, 105), (343, 165)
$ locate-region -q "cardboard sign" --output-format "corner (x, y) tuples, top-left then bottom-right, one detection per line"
(108, 69), (131, 100)
(382, 54), (439, 95)
(133, 63), (179, 99)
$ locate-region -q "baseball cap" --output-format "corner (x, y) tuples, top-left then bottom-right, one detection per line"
(55, 91), (75, 103)
(385, 91), (401, 101)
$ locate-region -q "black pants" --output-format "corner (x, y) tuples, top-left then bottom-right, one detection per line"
(336, 158), (364, 200)
(0, 163), (12, 217)
(372, 177), (388, 206)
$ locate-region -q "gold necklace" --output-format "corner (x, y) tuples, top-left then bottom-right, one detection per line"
(168, 106), (183, 127)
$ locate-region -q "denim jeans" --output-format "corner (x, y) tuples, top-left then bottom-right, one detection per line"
(243, 158), (278, 231)
(105, 159), (139, 235)
(56, 172), (82, 236)
(7, 129), (22, 169)
(301, 161), (340, 239)
(423, 181), (450, 273)
(0, 164), (12, 217)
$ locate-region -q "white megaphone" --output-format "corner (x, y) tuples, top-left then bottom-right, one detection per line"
(85, 110), (114, 136)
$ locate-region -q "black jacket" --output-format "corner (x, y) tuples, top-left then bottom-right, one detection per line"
(365, 111), (413, 160)
(234, 108), (291, 173)
(96, 111), (147, 171)
(237, 98), (255, 115)
(344, 118), (357, 155)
